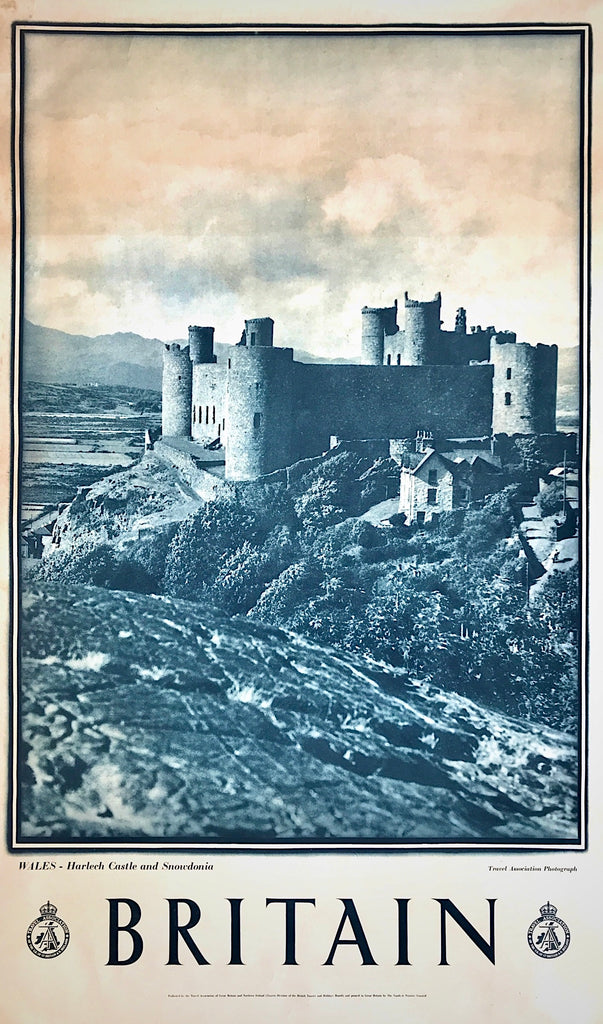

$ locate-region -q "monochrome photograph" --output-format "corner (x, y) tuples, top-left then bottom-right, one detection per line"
(13, 24), (584, 848)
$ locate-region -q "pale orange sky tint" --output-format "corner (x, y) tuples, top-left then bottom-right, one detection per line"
(22, 29), (581, 354)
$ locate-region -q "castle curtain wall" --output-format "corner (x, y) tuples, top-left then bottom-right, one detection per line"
(191, 363), (226, 444)
(383, 329), (498, 367)
(291, 364), (495, 462)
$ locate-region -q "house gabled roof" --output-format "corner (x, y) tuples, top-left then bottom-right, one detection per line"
(469, 454), (503, 472)
(399, 449), (430, 472)
(400, 447), (465, 477)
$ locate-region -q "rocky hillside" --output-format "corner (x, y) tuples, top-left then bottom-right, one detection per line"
(19, 582), (578, 843)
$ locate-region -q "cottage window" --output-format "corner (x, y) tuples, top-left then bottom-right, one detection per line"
(505, 392), (512, 406)
(506, 367), (512, 380)
(416, 512), (426, 524)
(428, 469), (438, 486)
(253, 412), (261, 428)
(427, 488), (437, 505)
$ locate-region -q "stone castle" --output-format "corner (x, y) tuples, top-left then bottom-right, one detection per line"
(160, 292), (558, 481)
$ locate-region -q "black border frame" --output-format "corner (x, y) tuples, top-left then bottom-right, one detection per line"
(8, 20), (592, 854)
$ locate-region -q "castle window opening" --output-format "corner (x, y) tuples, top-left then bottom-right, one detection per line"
(193, 407), (196, 423)
(397, 354), (401, 364)
(250, 332), (256, 346)
(416, 512), (426, 524)
(505, 392), (512, 406)
(228, 359), (231, 369)
(428, 469), (438, 486)
(506, 367), (512, 380)
(206, 406), (209, 424)
(223, 418), (226, 429)
(253, 412), (262, 429)
(427, 488), (437, 505)
(387, 354), (391, 364)
(212, 406), (216, 424)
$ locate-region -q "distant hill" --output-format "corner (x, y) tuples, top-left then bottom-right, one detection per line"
(20, 321), (358, 390)
(22, 380), (162, 414)
(21, 321), (167, 390)
(292, 347), (361, 364)
(556, 346), (580, 428)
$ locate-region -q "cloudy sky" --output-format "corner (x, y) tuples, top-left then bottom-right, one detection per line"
(22, 29), (581, 357)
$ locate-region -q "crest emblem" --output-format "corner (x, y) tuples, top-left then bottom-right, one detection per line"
(26, 901), (70, 959)
(527, 901), (570, 958)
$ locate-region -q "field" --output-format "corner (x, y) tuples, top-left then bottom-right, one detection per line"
(20, 383), (161, 516)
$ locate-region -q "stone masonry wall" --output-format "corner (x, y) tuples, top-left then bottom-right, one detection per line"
(291, 363), (494, 462)
(162, 344), (192, 438)
(490, 341), (557, 435)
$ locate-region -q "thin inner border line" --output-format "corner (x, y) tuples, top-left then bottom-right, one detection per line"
(9, 21), (590, 854)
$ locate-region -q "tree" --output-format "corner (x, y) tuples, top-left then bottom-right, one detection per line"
(163, 500), (259, 599)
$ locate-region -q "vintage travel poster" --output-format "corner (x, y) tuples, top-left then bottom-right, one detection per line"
(0, 1), (600, 1021)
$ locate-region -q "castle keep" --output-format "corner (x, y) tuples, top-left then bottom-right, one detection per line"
(160, 293), (558, 482)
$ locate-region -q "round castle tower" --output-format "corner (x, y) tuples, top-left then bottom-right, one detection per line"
(404, 291), (442, 364)
(490, 338), (558, 435)
(361, 303), (398, 365)
(162, 343), (192, 438)
(225, 344), (294, 480)
(189, 325), (216, 365)
(244, 317), (274, 348)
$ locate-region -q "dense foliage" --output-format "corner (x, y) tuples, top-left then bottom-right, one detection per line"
(35, 453), (579, 732)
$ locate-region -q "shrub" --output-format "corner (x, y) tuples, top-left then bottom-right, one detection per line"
(163, 500), (259, 599)
(536, 480), (565, 518)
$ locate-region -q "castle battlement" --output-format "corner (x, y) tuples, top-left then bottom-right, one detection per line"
(160, 290), (559, 481)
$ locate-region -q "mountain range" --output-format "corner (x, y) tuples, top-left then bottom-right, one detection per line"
(20, 320), (358, 391)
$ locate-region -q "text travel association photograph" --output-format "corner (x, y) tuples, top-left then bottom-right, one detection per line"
(3, 4), (602, 1024)
(9, 19), (587, 852)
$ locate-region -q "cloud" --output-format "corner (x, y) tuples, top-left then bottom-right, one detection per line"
(21, 31), (582, 356)
(323, 155), (426, 233)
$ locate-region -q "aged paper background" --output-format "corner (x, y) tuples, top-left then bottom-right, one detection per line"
(0, 1), (600, 1022)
